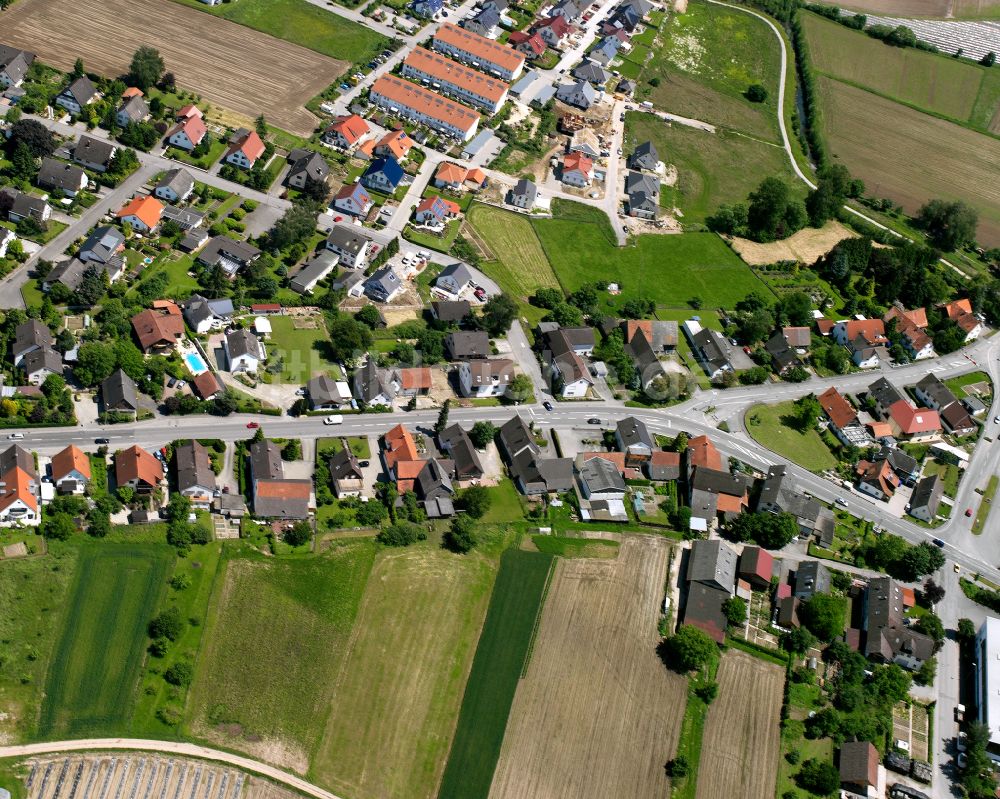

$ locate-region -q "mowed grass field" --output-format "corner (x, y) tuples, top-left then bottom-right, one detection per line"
(802, 13), (1000, 131)
(266, 315), (339, 384)
(438, 549), (554, 799)
(533, 203), (767, 311)
(188, 546), (376, 773)
(816, 77), (1000, 246)
(623, 112), (802, 224)
(38, 545), (172, 738)
(0, 0), (346, 135)
(489, 537), (686, 799)
(695, 651), (784, 799)
(747, 401), (838, 472)
(0, 544), (78, 742)
(639, 0), (783, 140)
(314, 545), (499, 799)
(464, 204), (561, 302)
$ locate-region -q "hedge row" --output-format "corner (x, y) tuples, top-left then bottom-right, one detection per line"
(790, 10), (829, 171)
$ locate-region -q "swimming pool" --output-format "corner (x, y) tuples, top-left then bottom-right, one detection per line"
(185, 352), (208, 375)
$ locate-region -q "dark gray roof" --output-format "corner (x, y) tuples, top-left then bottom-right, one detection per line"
(615, 416), (652, 450)
(102, 368), (137, 411)
(14, 319), (53, 358)
(498, 414), (538, 460)
(572, 59), (609, 83)
(45, 258), (89, 291)
(226, 328), (263, 360)
(877, 445), (918, 477)
(175, 440), (214, 493)
(580, 456), (625, 493)
(249, 439), (283, 481)
(287, 149), (329, 182)
(436, 262), (475, 289)
(22, 346), (61, 377)
(364, 265), (401, 300)
(445, 330), (490, 360)
(326, 225), (372, 256)
(431, 300), (472, 322)
(62, 76), (97, 106)
(10, 191), (48, 219)
(690, 466), (747, 498)
(628, 140), (659, 170)
(291, 250), (339, 294)
(307, 374), (351, 406)
(692, 328), (731, 371)
(868, 377), (904, 409)
(793, 560), (830, 598)
(0, 444), (35, 478)
(864, 576), (935, 664)
(417, 458), (454, 499)
(80, 225), (125, 263)
(353, 358), (394, 404)
(328, 447), (363, 482)
(687, 539), (737, 591)
(910, 473), (943, 515)
(511, 178), (537, 203)
(72, 135), (116, 168)
(915, 372), (957, 408)
(0, 45), (34, 85)
(38, 157), (86, 192)
(155, 168), (195, 199)
(118, 94), (149, 123)
(197, 236), (261, 268)
(438, 424), (484, 480)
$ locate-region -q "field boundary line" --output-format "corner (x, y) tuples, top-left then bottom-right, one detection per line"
(520, 556), (557, 678)
(0, 740), (348, 799)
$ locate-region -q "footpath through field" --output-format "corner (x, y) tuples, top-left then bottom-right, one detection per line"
(0, 739), (347, 799)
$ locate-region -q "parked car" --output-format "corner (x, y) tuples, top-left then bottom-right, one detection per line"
(359, 460), (370, 467)
(323, 414), (344, 425)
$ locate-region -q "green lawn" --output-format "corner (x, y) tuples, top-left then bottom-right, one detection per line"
(746, 401), (839, 472)
(319, 435), (371, 459)
(169, 0), (390, 63)
(266, 315), (338, 384)
(38, 544), (172, 738)
(533, 202), (767, 312)
(531, 535), (620, 558)
(623, 111), (802, 225)
(20, 279), (45, 310)
(404, 218), (462, 253)
(636, 0), (783, 141)
(138, 253), (201, 297)
(945, 370), (993, 400)
(479, 479), (526, 524)
(438, 549), (554, 799)
(921, 458), (960, 497)
(167, 139), (227, 171)
(973, 475), (998, 534)
(188, 544), (376, 753)
(0, 542), (78, 742)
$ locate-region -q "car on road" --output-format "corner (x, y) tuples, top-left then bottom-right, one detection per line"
(933, 538), (945, 548)
(246, 422), (260, 429)
(835, 497), (849, 507)
(966, 507), (973, 517)
(955, 563), (962, 573)
(323, 414), (344, 425)
(994, 415), (999, 424)
(359, 460), (370, 467)
(95, 437), (110, 444)
(587, 417), (601, 424)
(543, 401), (554, 411)
(8, 433), (23, 439)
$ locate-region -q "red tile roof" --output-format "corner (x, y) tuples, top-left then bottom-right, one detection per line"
(169, 115), (207, 146)
(889, 400), (941, 435)
(884, 306), (928, 329)
(508, 30), (547, 55)
(376, 128), (415, 160)
(398, 367), (432, 390)
(839, 318), (886, 345)
(227, 129), (266, 162)
(115, 445), (163, 487)
(384, 424), (418, 469)
(51, 444), (91, 483)
(327, 113), (370, 145)
(434, 22), (526, 74)
(192, 371), (223, 399)
(815, 318), (835, 336)
(563, 151), (593, 177)
(435, 161), (468, 184)
(0, 466), (36, 514)
(404, 47), (509, 105)
(116, 195), (163, 229)
(819, 387), (857, 430)
(688, 435), (722, 470)
(131, 307), (184, 351)
(255, 480), (311, 500)
(370, 75), (480, 137)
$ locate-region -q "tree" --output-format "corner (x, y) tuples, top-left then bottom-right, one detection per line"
(86, 509), (111, 539)
(376, 522), (425, 547)
(164, 660), (194, 687)
(915, 612), (945, 651)
(444, 514), (477, 553)
(958, 617), (977, 642)
(981, 51), (997, 67)
(532, 287), (564, 309)
(918, 198), (978, 251)
(148, 606), (184, 641)
(72, 58), (85, 79)
(777, 291), (813, 327)
(922, 577), (945, 605)
(42, 512), (75, 540)
(798, 593), (846, 642)
(355, 304), (382, 329)
(129, 46), (165, 91)
(782, 626), (816, 654)
(695, 681), (718, 703)
(796, 759), (839, 795)
(482, 293), (517, 336)
(325, 316), (373, 363)
(747, 177), (793, 241)
(267, 201), (320, 251)
(722, 596), (747, 627)
(469, 421), (496, 448)
(658, 625), (716, 673)
(794, 393), (821, 432)
(507, 374), (534, 403)
(435, 399), (451, 434)
(458, 485), (491, 519)
(284, 520), (312, 547)
(281, 439), (302, 460)
(914, 656), (937, 686)
(9, 119), (56, 158)
(727, 511), (798, 549)
(165, 492), (191, 524)
(745, 83), (768, 102)
(117, 485), (136, 505)
(255, 114), (268, 138)
(8, 141), (36, 181)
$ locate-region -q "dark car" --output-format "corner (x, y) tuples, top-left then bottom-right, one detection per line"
(95, 437), (110, 444)
(587, 417), (601, 424)
(933, 538), (945, 548)
(543, 401), (554, 411)
(359, 460), (370, 467)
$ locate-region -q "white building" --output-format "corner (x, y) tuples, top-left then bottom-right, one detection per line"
(976, 616), (1000, 762)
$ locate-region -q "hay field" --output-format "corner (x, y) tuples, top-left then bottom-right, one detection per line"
(489, 536), (686, 799)
(812, 0), (1000, 16)
(695, 650), (784, 799)
(818, 77), (1000, 246)
(731, 220), (858, 265)
(0, 0), (344, 135)
(313, 546), (497, 799)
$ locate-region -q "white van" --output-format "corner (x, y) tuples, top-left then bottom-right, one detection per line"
(323, 415), (344, 426)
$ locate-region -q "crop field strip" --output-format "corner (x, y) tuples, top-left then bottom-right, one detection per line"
(813, 0), (1000, 18)
(38, 545), (172, 738)
(488, 537), (686, 799)
(0, 0), (346, 135)
(314, 546), (499, 799)
(437, 548), (555, 799)
(694, 650), (784, 799)
(816, 77), (1000, 246)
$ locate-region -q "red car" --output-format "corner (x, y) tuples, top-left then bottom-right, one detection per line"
(247, 421), (260, 429)
(966, 508), (974, 517)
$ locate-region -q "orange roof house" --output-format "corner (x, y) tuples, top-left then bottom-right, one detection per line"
(167, 114), (207, 148)
(177, 104), (202, 120)
(563, 151), (593, 179)
(325, 113), (370, 146)
(375, 128), (415, 161)
(397, 367), (432, 393)
(819, 387), (858, 430)
(383, 424), (419, 471)
(50, 444), (91, 485)
(888, 400), (941, 438)
(116, 195), (164, 232)
(131, 305), (184, 353)
(225, 129), (266, 167)
(688, 435), (722, 471)
(884, 306), (928, 329)
(122, 87), (144, 99)
(0, 466), (38, 516)
(115, 445), (163, 491)
(394, 459), (427, 493)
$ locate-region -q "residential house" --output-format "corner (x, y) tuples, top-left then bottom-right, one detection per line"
(561, 151), (593, 187)
(71, 135), (117, 173)
(0, 445), (38, 526)
(685, 321), (733, 380)
(50, 444), (91, 494)
(285, 149), (329, 190)
(56, 76), (98, 115)
(431, 300), (471, 323)
(738, 546), (774, 591)
(438, 424), (485, 482)
(868, 377), (905, 420)
(909, 474), (943, 523)
(382, 423), (420, 477)
(116, 195), (164, 234)
(445, 330), (490, 360)
(166, 111), (207, 151)
(887, 400), (941, 441)
(914, 373), (956, 411)
(0, 187), (51, 225)
(192, 371), (223, 400)
(832, 318), (889, 366)
(793, 560), (830, 600)
(839, 741), (880, 797)
(328, 448), (364, 498)
(390, 367), (430, 398)
(41, 258), (88, 294)
(362, 157), (404, 193)
(625, 170), (658, 219)
(573, 59), (610, 85)
(306, 374), (352, 410)
(459, 358), (514, 397)
(224, 129), (266, 169)
(863, 576), (934, 671)
(544, 328), (593, 398)
(432, 23), (526, 82)
(856, 458), (900, 501)
(332, 183), (373, 218)
(876, 446), (920, 486)
(433, 162), (487, 191)
(532, 14), (571, 48)
(116, 91), (149, 127)
(22, 347), (62, 385)
(154, 168), (195, 203)
(689, 466), (748, 525)
(175, 440), (215, 509)
(756, 464), (827, 536)
(375, 129), (415, 162)
(646, 450), (680, 482)
(941, 298), (983, 342)
(551, 0), (583, 21)
(556, 79), (597, 110)
(12, 320), (53, 366)
(436, 263), (477, 296)
(463, 6), (501, 37)
(131, 303), (184, 353)
(369, 74), (481, 141)
(102, 369), (138, 415)
(765, 331), (800, 374)
(683, 539), (738, 643)
(507, 178), (538, 209)
(614, 416), (653, 465)
(414, 195), (461, 225)
(508, 30), (547, 59)
(578, 456), (626, 501)
(940, 401), (976, 435)
(0, 45), (34, 89)
(363, 266), (404, 303)
(497, 415), (573, 495)
(589, 36), (620, 66)
(323, 114), (371, 150)
(161, 205), (204, 232)
(628, 140), (659, 171)
(115, 445), (163, 494)
(225, 328), (264, 372)
(182, 294), (233, 334)
(289, 250), (339, 296)
(37, 158), (87, 197)
(354, 358), (396, 407)
(621, 319), (678, 352)
(248, 439), (310, 519)
(413, 0), (444, 18)
(79, 225), (125, 264)
(197, 236), (261, 276)
(568, 127), (601, 158)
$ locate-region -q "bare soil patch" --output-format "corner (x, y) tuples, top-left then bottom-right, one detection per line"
(812, 0), (950, 14)
(730, 220), (858, 265)
(0, 0), (343, 135)
(489, 536), (685, 799)
(695, 650), (784, 799)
